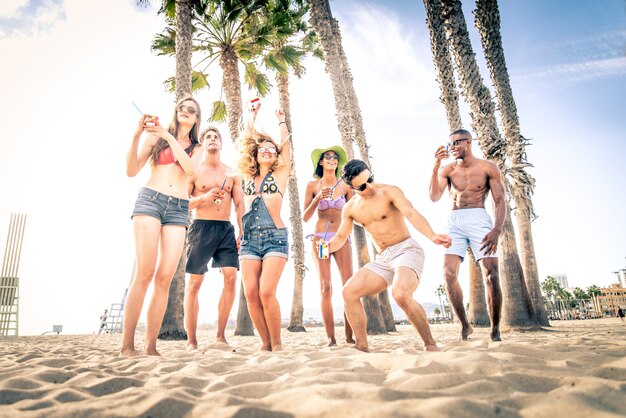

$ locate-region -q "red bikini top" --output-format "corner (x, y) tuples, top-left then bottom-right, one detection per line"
(157, 146), (192, 165)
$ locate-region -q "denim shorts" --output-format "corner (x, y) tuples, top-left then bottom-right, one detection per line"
(240, 227), (289, 260)
(131, 187), (190, 227)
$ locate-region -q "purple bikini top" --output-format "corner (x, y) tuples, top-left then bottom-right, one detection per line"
(317, 181), (346, 211)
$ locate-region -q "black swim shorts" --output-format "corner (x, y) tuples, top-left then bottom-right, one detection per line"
(185, 220), (239, 274)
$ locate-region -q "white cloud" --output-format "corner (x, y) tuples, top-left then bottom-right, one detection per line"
(0, 0), (65, 37)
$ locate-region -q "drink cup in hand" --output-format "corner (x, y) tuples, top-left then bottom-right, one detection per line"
(323, 186), (333, 201)
(318, 240), (329, 259)
(213, 191), (224, 204)
(145, 115), (158, 127)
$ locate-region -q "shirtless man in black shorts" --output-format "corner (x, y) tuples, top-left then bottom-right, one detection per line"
(184, 126), (244, 349)
(429, 129), (506, 341)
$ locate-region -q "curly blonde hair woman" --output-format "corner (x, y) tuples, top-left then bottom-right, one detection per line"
(237, 103), (291, 351)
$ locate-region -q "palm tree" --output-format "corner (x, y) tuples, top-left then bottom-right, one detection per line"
(433, 307), (441, 319)
(137, 0), (207, 340)
(439, 0), (537, 328)
(423, 0), (489, 326)
(473, 0), (547, 327)
(587, 284), (601, 315)
(153, 0), (273, 336)
(308, 0), (387, 334)
(254, 0), (313, 332)
(467, 248), (490, 326)
(541, 276), (561, 318)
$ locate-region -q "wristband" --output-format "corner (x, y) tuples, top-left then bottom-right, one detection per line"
(279, 121), (286, 126)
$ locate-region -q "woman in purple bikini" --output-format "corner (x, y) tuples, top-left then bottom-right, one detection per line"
(303, 146), (355, 346)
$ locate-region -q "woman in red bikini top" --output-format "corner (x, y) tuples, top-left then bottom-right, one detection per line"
(302, 145), (355, 347)
(122, 97), (202, 357)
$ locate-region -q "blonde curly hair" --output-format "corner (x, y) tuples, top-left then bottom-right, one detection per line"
(237, 129), (284, 178)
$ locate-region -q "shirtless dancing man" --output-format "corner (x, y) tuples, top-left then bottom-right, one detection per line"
(320, 159), (452, 352)
(184, 126), (244, 349)
(429, 129), (506, 341)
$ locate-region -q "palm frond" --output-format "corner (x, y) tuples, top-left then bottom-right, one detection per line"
(209, 100), (227, 122)
(244, 63), (271, 96)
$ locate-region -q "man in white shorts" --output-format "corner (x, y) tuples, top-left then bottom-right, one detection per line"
(320, 159), (452, 352)
(429, 129), (506, 341)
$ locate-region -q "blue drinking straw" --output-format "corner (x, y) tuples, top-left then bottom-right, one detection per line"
(323, 221), (331, 241)
(132, 101), (144, 115)
(220, 178), (227, 190)
(331, 179), (341, 191)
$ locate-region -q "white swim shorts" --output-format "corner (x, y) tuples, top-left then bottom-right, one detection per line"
(446, 208), (498, 261)
(364, 238), (425, 286)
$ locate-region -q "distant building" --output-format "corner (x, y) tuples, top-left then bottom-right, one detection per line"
(612, 269), (626, 288)
(598, 283), (626, 317)
(548, 274), (569, 289)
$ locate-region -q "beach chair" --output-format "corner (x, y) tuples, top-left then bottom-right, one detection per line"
(0, 213), (27, 337)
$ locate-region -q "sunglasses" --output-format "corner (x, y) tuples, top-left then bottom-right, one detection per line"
(177, 104), (198, 115)
(447, 138), (470, 147)
(323, 154), (339, 161)
(258, 146), (277, 154)
(352, 174), (374, 192)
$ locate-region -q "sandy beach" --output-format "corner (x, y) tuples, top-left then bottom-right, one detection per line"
(1, 319), (625, 417)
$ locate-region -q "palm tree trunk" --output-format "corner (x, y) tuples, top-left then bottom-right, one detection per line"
(424, 0), (489, 324)
(159, 0), (194, 341)
(309, 0), (387, 335)
(174, 0), (193, 102)
(439, 0), (536, 328)
(158, 249), (188, 339)
(219, 47), (253, 336)
(220, 47), (244, 144)
(467, 248), (490, 326)
(275, 73), (307, 333)
(474, 0), (548, 326)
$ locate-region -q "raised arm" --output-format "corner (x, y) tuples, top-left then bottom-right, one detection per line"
(126, 115), (157, 177)
(429, 145), (450, 202)
(326, 200), (355, 253)
(389, 186), (452, 247)
(276, 109), (291, 172)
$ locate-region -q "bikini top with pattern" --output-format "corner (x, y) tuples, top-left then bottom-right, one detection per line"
(317, 180), (346, 211)
(244, 173), (283, 196)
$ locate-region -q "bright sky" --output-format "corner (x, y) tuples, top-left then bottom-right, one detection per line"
(1, 0), (625, 335)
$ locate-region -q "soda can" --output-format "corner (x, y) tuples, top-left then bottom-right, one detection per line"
(318, 242), (329, 259)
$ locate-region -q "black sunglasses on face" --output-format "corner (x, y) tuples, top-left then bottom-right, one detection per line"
(323, 154), (339, 161)
(447, 138), (470, 147)
(177, 105), (198, 115)
(352, 175), (374, 192)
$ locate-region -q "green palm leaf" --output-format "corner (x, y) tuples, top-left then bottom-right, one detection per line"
(209, 100), (227, 122)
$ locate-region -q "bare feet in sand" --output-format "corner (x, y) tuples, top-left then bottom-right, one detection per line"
(271, 343), (283, 352)
(143, 347), (161, 356)
(490, 327), (502, 341)
(352, 343), (369, 353)
(345, 337), (356, 344)
(424, 344), (442, 352)
(216, 336), (229, 345)
(187, 343), (198, 351)
(461, 325), (474, 341)
(259, 344), (272, 352)
(327, 338), (337, 347)
(119, 348), (142, 357)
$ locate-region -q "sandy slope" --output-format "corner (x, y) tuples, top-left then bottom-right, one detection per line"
(1, 319), (625, 417)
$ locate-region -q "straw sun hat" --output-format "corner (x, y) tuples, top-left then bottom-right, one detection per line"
(311, 146), (348, 179)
